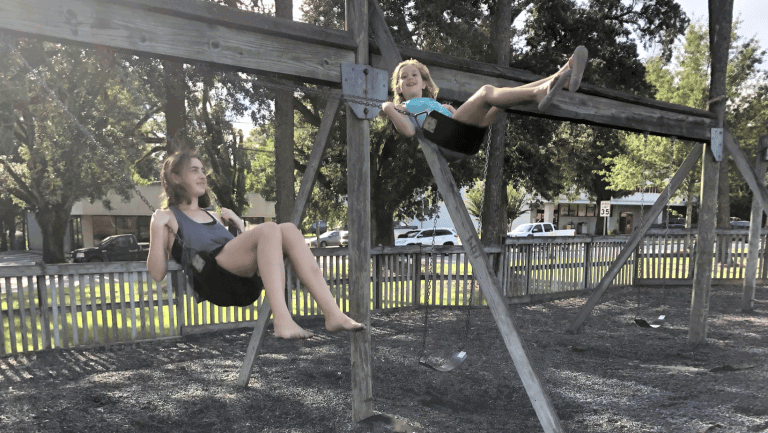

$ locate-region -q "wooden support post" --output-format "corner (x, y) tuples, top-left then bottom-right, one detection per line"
(567, 142), (704, 333)
(689, 136), (721, 343)
(743, 135), (768, 311)
(346, 0), (373, 422)
(237, 99), (340, 388)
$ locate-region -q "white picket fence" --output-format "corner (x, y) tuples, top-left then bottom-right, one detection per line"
(4, 230), (764, 356)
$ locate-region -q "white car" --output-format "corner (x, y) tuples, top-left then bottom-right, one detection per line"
(395, 228), (460, 246)
(507, 222), (574, 237)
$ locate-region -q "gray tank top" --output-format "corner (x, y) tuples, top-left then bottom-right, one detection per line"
(170, 206), (233, 253)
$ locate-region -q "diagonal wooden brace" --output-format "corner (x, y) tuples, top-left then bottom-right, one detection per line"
(723, 129), (768, 217)
(416, 134), (565, 433)
(237, 98), (341, 387)
(567, 141), (704, 334)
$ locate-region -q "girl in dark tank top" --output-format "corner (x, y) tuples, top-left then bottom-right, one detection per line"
(147, 149), (364, 339)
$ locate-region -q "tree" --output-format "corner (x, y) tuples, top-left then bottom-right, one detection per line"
(604, 21), (768, 225)
(0, 194), (22, 251)
(466, 181), (530, 235)
(0, 39), (159, 262)
(297, 0), (690, 244)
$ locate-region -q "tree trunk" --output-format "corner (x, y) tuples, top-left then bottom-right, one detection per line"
(164, 61), (187, 153)
(37, 205), (70, 263)
(274, 0), (295, 224)
(481, 0), (513, 247)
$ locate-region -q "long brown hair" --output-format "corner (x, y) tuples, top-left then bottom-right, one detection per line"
(391, 59), (439, 105)
(160, 148), (212, 209)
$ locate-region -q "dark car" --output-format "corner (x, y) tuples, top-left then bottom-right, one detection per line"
(306, 220), (328, 235)
(71, 234), (149, 263)
(730, 220), (750, 229)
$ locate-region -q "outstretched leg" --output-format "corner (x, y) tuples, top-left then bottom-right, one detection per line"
(277, 223), (365, 333)
(215, 221), (313, 339)
(453, 45), (587, 127)
(452, 70), (568, 127)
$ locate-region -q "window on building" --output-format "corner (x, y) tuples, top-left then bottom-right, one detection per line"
(116, 216), (136, 235)
(92, 216), (117, 243)
(69, 216), (83, 249)
(137, 216), (151, 242)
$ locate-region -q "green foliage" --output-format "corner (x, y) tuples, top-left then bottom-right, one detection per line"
(0, 37), (162, 261)
(297, 0), (690, 244)
(465, 180), (529, 232)
(604, 20), (768, 220)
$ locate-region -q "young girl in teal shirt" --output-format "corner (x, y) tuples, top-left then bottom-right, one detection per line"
(381, 46), (588, 137)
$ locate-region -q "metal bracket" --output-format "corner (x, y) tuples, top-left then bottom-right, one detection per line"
(711, 128), (723, 162)
(341, 64), (388, 120)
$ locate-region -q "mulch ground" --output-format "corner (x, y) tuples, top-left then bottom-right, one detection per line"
(1, 284), (767, 433)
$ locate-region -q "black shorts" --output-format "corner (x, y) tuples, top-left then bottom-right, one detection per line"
(174, 242), (264, 307)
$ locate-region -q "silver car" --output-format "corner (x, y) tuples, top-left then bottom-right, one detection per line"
(306, 230), (347, 247)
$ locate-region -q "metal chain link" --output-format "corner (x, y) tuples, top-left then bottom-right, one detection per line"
(661, 137), (676, 311)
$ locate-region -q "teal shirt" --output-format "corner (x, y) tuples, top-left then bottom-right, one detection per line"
(404, 97), (452, 127)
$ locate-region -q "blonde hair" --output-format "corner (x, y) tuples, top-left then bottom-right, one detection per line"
(391, 59), (439, 105)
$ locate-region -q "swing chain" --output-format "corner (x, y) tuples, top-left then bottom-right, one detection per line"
(661, 137), (676, 311)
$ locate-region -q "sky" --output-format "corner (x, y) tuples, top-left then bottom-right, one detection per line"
(278, 0), (767, 63)
(675, 0), (768, 61)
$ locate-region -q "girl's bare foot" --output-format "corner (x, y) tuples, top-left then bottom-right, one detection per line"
(274, 320), (314, 339)
(325, 312), (366, 333)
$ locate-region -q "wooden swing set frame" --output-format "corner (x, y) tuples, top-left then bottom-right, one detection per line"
(5, 0), (766, 431)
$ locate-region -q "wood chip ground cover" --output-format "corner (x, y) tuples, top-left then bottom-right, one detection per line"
(1, 285), (766, 432)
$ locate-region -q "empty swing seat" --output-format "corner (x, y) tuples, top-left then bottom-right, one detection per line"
(420, 111), (487, 159)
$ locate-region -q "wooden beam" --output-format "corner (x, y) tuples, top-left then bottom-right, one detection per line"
(372, 45), (714, 120)
(689, 137), (721, 344)
(743, 135), (768, 312)
(417, 136), (565, 433)
(2, 0), (719, 140)
(0, 0), (355, 84)
(567, 141), (704, 334)
(107, 0), (357, 50)
(237, 98), (340, 388)
(346, 0), (373, 422)
(370, 54), (716, 142)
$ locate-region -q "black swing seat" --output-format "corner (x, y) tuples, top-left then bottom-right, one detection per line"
(634, 315), (666, 328)
(420, 111), (487, 159)
(419, 351), (467, 372)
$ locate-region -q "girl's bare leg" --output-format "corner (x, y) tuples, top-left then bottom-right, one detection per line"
(215, 221), (313, 339)
(453, 75), (560, 127)
(277, 223), (365, 333)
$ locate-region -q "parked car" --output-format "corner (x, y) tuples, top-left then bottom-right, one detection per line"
(393, 221), (419, 238)
(730, 220), (750, 229)
(306, 220), (328, 235)
(71, 234), (149, 263)
(507, 222), (575, 237)
(394, 228), (460, 246)
(306, 230), (347, 247)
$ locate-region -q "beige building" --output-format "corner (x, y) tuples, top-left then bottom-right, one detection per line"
(26, 185), (275, 252)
